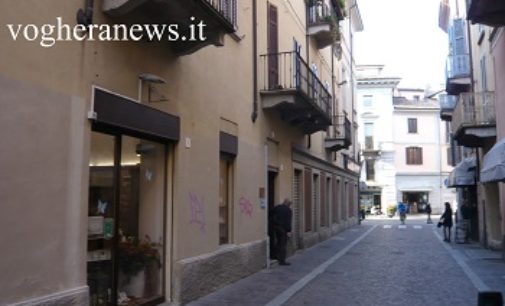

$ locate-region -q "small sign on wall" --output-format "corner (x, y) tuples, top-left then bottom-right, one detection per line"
(259, 187), (266, 209)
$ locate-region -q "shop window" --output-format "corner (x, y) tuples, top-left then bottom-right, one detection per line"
(88, 132), (166, 306)
(219, 157), (234, 245)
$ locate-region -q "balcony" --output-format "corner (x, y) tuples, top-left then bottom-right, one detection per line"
(445, 54), (471, 96)
(467, 0), (505, 26)
(452, 92), (496, 147)
(102, 0), (237, 55)
(325, 114), (352, 151)
(439, 94), (458, 121)
(260, 51), (332, 134)
(307, 1), (342, 49)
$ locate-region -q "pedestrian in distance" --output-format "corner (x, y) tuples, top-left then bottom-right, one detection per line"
(271, 198), (293, 266)
(440, 202), (453, 242)
(426, 203), (432, 224)
(397, 201), (407, 225)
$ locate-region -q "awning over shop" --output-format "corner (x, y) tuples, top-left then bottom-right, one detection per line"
(481, 138), (505, 183)
(448, 157), (476, 187)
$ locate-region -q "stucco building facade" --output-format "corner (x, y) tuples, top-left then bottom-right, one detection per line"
(0, 0), (362, 305)
(393, 89), (456, 215)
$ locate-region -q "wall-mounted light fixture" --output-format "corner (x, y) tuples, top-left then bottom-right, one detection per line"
(138, 73), (167, 103)
(135, 143), (156, 156)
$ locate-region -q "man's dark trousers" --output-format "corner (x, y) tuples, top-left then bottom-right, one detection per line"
(275, 226), (288, 264)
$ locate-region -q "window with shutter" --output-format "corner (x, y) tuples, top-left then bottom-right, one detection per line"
(408, 118), (418, 133)
(406, 147), (423, 165)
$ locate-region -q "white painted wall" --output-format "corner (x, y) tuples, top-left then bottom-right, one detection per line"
(393, 101), (456, 214)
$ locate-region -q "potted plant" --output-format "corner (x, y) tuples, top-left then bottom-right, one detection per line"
(387, 205), (397, 218)
(118, 235), (161, 298)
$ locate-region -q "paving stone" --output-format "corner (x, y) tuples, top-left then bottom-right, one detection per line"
(186, 220), (505, 306)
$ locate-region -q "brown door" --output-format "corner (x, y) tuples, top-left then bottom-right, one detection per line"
(268, 170), (277, 259)
(292, 170), (302, 248)
(267, 3), (279, 89)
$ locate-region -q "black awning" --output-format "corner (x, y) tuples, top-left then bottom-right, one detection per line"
(92, 87), (180, 143)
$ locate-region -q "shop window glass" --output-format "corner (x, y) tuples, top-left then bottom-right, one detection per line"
(219, 158), (233, 245)
(88, 132), (165, 306)
(118, 136), (164, 305)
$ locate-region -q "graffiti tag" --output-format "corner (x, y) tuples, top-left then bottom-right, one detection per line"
(239, 196), (253, 218)
(188, 193), (206, 233)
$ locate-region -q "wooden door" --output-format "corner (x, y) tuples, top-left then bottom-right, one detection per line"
(267, 3), (279, 89)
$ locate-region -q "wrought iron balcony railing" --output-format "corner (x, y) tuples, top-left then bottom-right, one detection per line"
(306, 1), (341, 48)
(260, 51), (332, 122)
(439, 94), (458, 121)
(204, 0), (237, 28)
(308, 1), (334, 25)
(452, 91), (496, 146)
(325, 114), (351, 151)
(102, 0), (237, 55)
(446, 54), (471, 80)
(453, 92), (495, 128)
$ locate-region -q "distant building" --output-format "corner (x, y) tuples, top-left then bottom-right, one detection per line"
(357, 67), (456, 214)
(357, 65), (399, 211)
(393, 89), (456, 214)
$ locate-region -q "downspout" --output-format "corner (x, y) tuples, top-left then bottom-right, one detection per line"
(437, 107), (443, 213)
(251, 0), (258, 122)
(305, 2), (310, 70)
(77, 0), (94, 26)
(305, 1), (311, 146)
(349, 2), (357, 162)
(331, 44), (337, 122)
(464, 15), (485, 245)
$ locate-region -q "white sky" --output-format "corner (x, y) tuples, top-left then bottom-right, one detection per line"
(354, 0), (449, 90)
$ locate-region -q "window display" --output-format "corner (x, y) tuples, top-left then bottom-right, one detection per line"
(88, 132), (165, 306)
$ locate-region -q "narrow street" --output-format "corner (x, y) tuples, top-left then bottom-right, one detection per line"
(186, 217), (505, 306)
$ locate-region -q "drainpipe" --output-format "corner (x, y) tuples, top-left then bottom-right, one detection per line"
(251, 0), (258, 123)
(437, 107), (443, 213)
(77, 0), (94, 26)
(464, 13), (485, 245)
(264, 144), (270, 269)
(331, 44), (335, 113)
(349, 2), (357, 163)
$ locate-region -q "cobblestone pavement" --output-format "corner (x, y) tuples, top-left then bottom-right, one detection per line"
(183, 217), (505, 306)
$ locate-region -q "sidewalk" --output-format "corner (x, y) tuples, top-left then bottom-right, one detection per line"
(436, 233), (505, 298)
(173, 222), (505, 306)
(182, 224), (374, 306)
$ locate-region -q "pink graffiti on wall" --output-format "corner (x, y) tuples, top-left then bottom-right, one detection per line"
(188, 193), (206, 233)
(239, 196), (253, 218)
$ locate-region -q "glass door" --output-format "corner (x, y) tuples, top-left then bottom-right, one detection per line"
(88, 132), (166, 306)
(88, 132), (116, 306)
(117, 136), (164, 305)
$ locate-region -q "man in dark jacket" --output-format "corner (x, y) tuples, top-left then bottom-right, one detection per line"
(271, 198), (293, 266)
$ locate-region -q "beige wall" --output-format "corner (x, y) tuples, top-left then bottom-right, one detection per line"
(0, 76), (89, 304)
(0, 0), (360, 304)
(0, 0), (265, 303)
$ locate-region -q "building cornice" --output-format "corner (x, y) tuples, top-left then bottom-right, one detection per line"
(357, 77), (401, 87)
